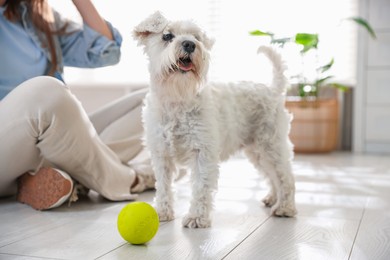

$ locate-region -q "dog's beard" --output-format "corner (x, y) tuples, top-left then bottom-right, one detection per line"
(152, 70), (203, 101)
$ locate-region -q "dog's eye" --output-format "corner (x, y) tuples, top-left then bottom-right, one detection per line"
(194, 34), (201, 41)
(162, 33), (174, 42)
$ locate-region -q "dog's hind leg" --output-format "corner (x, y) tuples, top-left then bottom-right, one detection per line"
(182, 150), (219, 228)
(245, 143), (297, 217)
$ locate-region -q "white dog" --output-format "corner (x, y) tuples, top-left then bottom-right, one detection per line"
(133, 11), (297, 228)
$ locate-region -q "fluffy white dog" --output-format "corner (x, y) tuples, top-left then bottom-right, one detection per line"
(133, 11), (297, 228)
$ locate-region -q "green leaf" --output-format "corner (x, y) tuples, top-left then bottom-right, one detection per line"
(315, 76), (333, 87)
(295, 33), (319, 52)
(347, 17), (377, 39)
(249, 30), (274, 37)
(298, 83), (307, 97)
(331, 83), (350, 92)
(317, 58), (334, 73)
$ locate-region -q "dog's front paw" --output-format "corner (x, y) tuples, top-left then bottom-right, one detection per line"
(156, 206), (175, 222)
(262, 193), (277, 207)
(182, 214), (211, 228)
(271, 203), (297, 217)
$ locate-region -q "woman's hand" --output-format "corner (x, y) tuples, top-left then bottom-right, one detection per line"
(71, 0), (113, 40)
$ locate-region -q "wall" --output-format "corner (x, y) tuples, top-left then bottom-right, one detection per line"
(70, 84), (147, 114)
(355, 0), (390, 153)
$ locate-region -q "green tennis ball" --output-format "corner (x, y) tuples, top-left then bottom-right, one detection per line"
(117, 202), (159, 245)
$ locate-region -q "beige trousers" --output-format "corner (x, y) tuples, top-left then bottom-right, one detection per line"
(0, 76), (148, 201)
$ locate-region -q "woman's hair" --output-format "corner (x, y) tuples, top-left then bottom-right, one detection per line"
(4, 0), (67, 76)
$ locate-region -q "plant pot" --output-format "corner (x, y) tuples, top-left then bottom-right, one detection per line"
(285, 97), (339, 153)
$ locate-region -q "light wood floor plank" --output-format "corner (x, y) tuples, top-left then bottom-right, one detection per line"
(224, 216), (360, 260)
(0, 153), (390, 260)
(100, 160), (271, 259)
(350, 210), (390, 260)
(349, 183), (390, 260)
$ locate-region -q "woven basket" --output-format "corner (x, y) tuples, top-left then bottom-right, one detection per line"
(285, 97), (339, 153)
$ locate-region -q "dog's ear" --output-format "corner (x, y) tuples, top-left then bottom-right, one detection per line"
(133, 11), (168, 44)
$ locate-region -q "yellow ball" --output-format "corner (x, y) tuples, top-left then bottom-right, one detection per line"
(117, 202), (159, 245)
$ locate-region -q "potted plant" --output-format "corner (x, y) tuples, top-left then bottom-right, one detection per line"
(250, 17), (376, 153)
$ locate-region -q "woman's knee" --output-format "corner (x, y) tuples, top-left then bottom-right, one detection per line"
(5, 76), (79, 113)
(17, 76), (68, 102)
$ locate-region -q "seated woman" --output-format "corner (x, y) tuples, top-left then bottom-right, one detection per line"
(0, 0), (154, 210)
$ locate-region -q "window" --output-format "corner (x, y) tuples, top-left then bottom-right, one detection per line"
(49, 0), (358, 86)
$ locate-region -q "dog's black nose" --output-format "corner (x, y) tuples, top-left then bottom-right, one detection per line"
(182, 41), (196, 53)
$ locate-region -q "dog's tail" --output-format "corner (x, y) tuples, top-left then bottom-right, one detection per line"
(257, 45), (288, 94)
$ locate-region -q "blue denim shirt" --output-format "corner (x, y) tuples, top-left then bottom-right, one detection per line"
(0, 3), (122, 99)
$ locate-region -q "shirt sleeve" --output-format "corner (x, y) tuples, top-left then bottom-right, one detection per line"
(54, 11), (123, 68)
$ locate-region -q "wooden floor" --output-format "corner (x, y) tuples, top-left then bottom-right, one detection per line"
(1, 152), (390, 260)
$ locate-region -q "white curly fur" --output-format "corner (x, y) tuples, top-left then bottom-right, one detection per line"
(134, 12), (297, 228)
